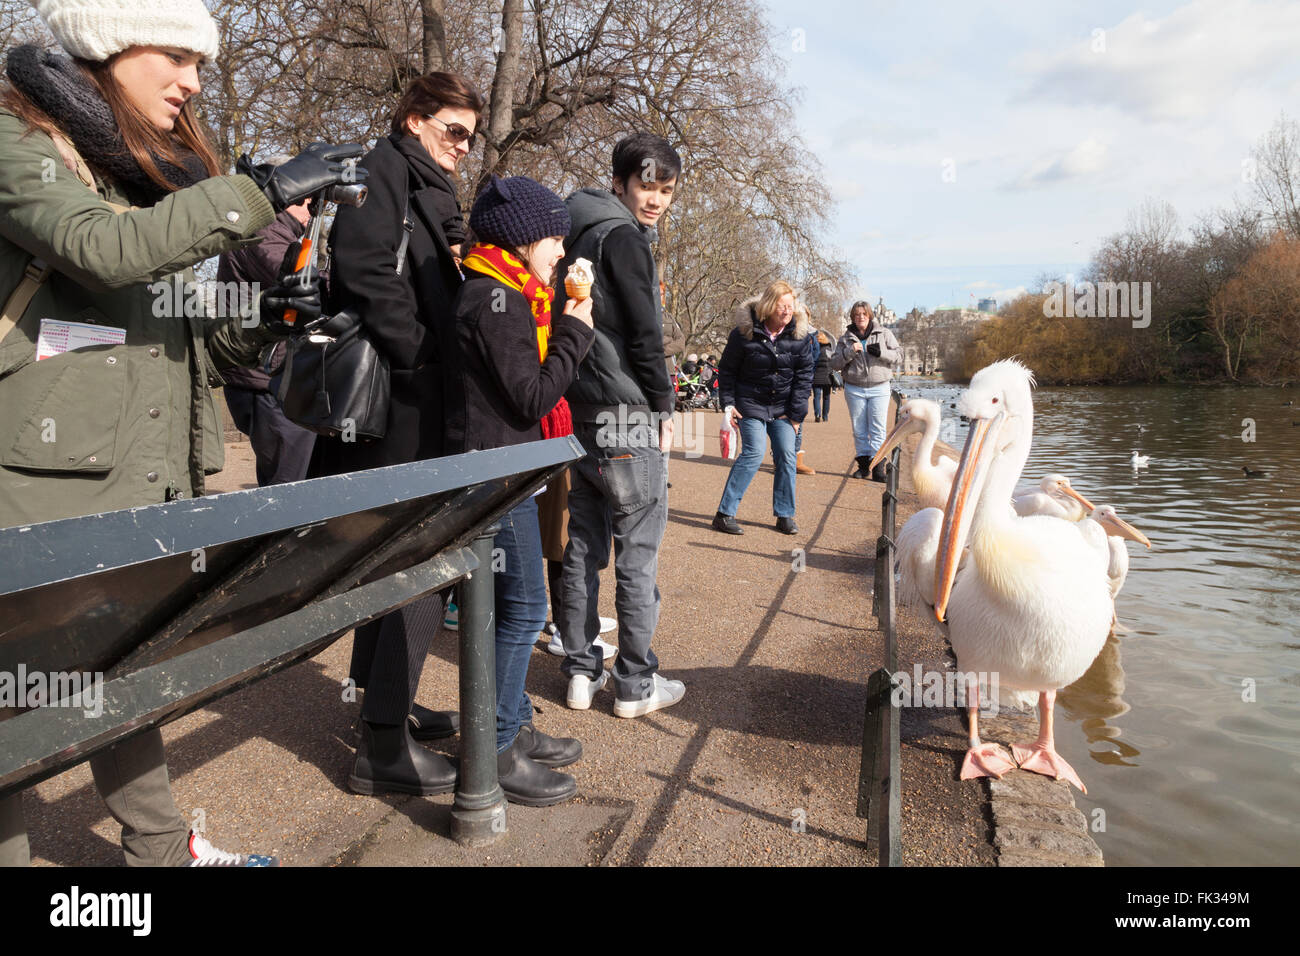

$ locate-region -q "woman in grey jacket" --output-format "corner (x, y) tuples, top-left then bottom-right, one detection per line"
(830, 301), (901, 481)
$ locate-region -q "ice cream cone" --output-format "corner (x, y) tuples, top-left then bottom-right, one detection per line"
(565, 277), (592, 300)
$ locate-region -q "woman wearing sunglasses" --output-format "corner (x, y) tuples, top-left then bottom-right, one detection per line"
(311, 72), (485, 797)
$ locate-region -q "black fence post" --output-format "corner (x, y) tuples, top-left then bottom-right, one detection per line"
(450, 526), (507, 845)
(858, 443), (903, 866)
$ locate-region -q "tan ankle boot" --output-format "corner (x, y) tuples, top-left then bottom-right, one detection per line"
(796, 450), (816, 475)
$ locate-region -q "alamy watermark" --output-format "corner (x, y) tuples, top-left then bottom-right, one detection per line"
(1042, 280), (1151, 328)
(148, 275), (260, 325)
(890, 664), (1000, 717)
(0, 664), (104, 718)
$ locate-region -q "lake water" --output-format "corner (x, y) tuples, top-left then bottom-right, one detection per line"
(893, 376), (1300, 867)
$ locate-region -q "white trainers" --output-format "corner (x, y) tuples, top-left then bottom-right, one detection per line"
(545, 632), (617, 660)
(186, 831), (279, 867)
(613, 673), (686, 718)
(566, 670), (610, 710)
(541, 619), (618, 660)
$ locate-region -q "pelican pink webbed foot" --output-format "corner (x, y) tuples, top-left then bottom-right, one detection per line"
(961, 741), (1016, 780)
(959, 701), (1015, 780)
(1010, 691), (1088, 793)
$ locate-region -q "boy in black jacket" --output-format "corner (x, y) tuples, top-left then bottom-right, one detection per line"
(552, 133), (685, 716)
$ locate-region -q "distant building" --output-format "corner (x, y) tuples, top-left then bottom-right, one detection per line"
(977, 297), (997, 312)
(932, 308), (988, 324)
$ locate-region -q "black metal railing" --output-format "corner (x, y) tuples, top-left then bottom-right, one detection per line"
(856, 391), (904, 866)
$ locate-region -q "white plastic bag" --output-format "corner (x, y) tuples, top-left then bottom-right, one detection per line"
(720, 406), (739, 459)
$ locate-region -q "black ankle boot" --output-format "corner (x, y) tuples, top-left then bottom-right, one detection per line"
(408, 704), (459, 740)
(497, 737), (578, 806)
(350, 721), (458, 796)
(499, 738), (577, 806)
(517, 722), (582, 768)
(871, 461), (888, 483)
(853, 455), (871, 479)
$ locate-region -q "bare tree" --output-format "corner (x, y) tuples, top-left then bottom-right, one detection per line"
(1251, 112), (1300, 240)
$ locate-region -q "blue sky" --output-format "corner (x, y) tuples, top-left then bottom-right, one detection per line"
(762, 0), (1300, 312)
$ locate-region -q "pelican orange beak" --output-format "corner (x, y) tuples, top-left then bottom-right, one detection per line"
(934, 410), (1004, 621)
(1096, 511), (1151, 548)
(869, 411), (922, 472)
(1061, 484), (1097, 514)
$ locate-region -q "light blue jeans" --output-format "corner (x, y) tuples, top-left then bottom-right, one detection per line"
(844, 381), (890, 458)
(717, 416), (797, 518)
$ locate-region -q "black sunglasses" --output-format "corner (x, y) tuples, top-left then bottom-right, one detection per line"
(424, 115), (476, 144)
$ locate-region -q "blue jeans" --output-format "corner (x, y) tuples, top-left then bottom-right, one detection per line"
(493, 496), (548, 752)
(812, 385), (831, 420)
(717, 416), (797, 518)
(844, 381), (890, 458)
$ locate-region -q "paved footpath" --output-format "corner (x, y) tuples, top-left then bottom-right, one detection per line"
(23, 393), (997, 866)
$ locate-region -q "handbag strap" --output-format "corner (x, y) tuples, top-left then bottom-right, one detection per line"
(394, 187), (414, 278)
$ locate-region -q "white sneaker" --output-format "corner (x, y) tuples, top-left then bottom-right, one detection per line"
(613, 673), (686, 718)
(566, 671), (610, 709)
(598, 616), (617, 634)
(186, 831), (279, 867)
(544, 631), (617, 660)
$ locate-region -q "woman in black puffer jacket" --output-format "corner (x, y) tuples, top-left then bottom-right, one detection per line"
(712, 281), (817, 536)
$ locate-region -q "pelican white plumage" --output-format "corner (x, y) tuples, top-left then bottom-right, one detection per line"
(1079, 505), (1151, 599)
(869, 398), (958, 511)
(934, 359), (1114, 792)
(1012, 474), (1096, 522)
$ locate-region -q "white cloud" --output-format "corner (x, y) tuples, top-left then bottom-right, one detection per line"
(991, 285), (1029, 303)
(1018, 0), (1300, 122)
(1006, 137), (1109, 191)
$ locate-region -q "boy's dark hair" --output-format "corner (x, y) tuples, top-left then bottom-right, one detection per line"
(612, 133), (682, 186)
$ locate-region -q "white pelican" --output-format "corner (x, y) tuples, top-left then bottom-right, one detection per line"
(1078, 505), (1150, 600)
(1131, 452), (1150, 468)
(935, 359), (1114, 792)
(1012, 474), (1095, 522)
(869, 398), (958, 510)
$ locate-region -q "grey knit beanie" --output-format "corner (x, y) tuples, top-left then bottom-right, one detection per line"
(469, 175), (571, 249)
(30, 0), (220, 62)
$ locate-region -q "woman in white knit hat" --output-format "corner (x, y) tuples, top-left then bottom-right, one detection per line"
(0, 0), (360, 866)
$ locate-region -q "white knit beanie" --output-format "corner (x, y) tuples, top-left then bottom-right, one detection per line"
(30, 0), (220, 62)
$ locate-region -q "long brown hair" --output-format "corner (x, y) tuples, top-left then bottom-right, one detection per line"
(1, 53), (220, 191)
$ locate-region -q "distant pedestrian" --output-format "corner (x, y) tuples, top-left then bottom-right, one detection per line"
(811, 330), (834, 422)
(831, 301), (901, 481)
(712, 281), (817, 535)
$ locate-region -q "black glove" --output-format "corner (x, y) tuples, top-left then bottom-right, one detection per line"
(237, 142), (367, 212)
(257, 240), (323, 337)
(867, 342), (882, 358)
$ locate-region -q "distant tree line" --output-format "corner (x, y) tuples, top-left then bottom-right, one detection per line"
(952, 115), (1300, 386)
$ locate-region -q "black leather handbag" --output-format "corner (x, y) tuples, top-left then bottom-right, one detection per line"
(276, 192), (413, 440)
(277, 308), (390, 439)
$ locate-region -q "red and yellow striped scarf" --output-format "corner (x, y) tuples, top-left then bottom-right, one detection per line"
(462, 243), (573, 438)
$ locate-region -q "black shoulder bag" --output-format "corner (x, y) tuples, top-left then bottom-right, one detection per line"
(277, 194), (414, 440)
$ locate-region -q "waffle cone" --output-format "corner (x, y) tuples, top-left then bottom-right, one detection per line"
(565, 277), (592, 300)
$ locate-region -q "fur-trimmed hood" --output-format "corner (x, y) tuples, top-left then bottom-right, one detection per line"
(733, 296), (812, 340)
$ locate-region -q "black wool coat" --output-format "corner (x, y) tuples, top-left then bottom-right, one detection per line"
(444, 273), (595, 454)
(812, 339), (833, 388)
(310, 133), (465, 475)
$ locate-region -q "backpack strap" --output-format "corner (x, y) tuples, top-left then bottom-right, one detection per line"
(0, 131), (130, 345)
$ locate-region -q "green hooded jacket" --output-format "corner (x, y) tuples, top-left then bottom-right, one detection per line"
(0, 109), (275, 527)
